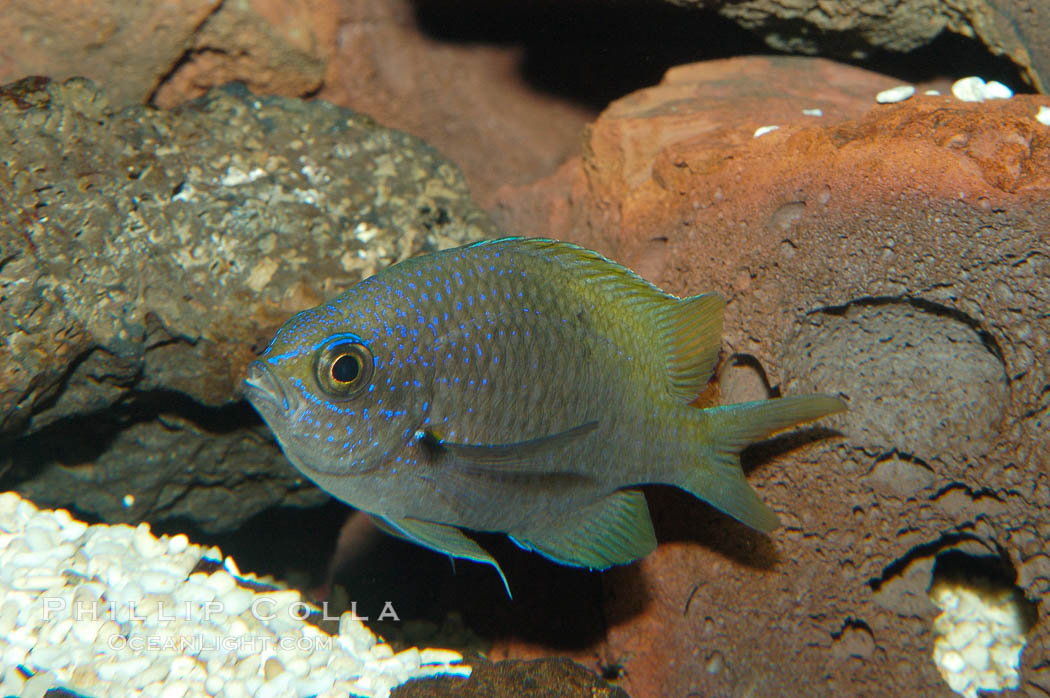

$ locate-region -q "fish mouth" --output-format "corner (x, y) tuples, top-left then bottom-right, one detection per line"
(243, 361), (294, 414)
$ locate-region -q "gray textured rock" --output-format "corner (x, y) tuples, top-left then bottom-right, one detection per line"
(782, 300), (1009, 465)
(0, 77), (496, 531)
(672, 0), (1050, 91)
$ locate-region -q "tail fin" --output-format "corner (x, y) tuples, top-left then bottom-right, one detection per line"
(677, 395), (846, 532)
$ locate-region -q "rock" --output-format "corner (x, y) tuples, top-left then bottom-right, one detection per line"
(0, 77), (495, 531)
(313, 0), (595, 205)
(685, 0), (1050, 92)
(492, 55), (1049, 697)
(0, 0), (337, 108)
(392, 655), (630, 698)
(0, 0), (220, 107)
(151, 0), (340, 108)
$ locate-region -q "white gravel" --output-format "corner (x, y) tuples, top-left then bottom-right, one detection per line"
(952, 77), (1013, 102)
(876, 85), (915, 104)
(930, 579), (1030, 698)
(0, 492), (471, 697)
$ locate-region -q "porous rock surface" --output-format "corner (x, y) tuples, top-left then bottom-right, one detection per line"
(0, 0), (337, 108)
(0, 77), (494, 532)
(493, 55), (1049, 697)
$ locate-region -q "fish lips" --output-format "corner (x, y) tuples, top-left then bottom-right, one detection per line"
(243, 360), (296, 416)
(243, 360), (373, 478)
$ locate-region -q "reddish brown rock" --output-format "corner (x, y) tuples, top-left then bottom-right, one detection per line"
(152, 0), (340, 108)
(0, 0), (337, 108)
(314, 0), (594, 206)
(0, 0), (221, 106)
(492, 55), (1050, 697)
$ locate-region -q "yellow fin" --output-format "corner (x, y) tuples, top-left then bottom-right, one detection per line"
(681, 394), (846, 532)
(509, 489), (656, 569)
(658, 293), (725, 403)
(470, 238), (723, 402)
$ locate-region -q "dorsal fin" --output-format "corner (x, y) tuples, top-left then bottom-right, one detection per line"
(469, 237), (724, 403)
(658, 293), (724, 402)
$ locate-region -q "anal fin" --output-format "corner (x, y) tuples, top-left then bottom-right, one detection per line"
(372, 514), (511, 597)
(509, 489), (656, 570)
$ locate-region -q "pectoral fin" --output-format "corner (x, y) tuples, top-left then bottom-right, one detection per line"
(372, 514), (511, 597)
(509, 489), (656, 569)
(424, 420), (598, 476)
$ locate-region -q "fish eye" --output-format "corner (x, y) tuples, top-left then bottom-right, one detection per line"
(316, 338), (373, 399)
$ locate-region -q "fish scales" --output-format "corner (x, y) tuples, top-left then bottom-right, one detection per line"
(244, 237), (845, 593)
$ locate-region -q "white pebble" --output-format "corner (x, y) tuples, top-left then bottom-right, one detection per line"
(283, 656), (311, 677)
(223, 556), (241, 578)
(951, 76), (1011, 102)
(0, 673), (25, 695)
(140, 570), (179, 594)
(3, 643), (27, 667)
(23, 527), (54, 552)
(0, 601), (19, 634)
(205, 673), (225, 694)
(753, 125), (779, 138)
(174, 579), (216, 606)
(133, 525), (164, 558)
(205, 571), (237, 595)
(395, 647), (421, 673)
(167, 533), (189, 555)
(924, 89), (941, 96)
(420, 648), (464, 665)
(56, 519), (88, 542)
(295, 670), (335, 696)
(11, 573), (65, 591)
(940, 649), (966, 673)
(44, 616), (74, 644)
(257, 672), (294, 698)
(169, 655), (198, 680)
(370, 643), (394, 660)
(71, 618), (104, 644)
(802, 108), (823, 117)
(983, 80), (1013, 99)
(131, 660), (173, 689)
(953, 76), (986, 101)
(218, 588), (253, 616)
(20, 671), (55, 698)
(876, 85), (915, 104)
(159, 680), (189, 698)
(28, 644), (70, 670)
(219, 678), (250, 698)
(1036, 105), (1050, 126)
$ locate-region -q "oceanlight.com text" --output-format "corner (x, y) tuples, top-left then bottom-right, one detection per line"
(106, 633), (335, 654)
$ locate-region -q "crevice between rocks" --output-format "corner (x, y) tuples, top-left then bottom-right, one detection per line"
(0, 389), (263, 487)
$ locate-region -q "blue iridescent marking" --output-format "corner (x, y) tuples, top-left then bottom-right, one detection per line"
(266, 350), (301, 365)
